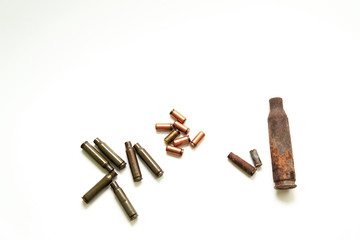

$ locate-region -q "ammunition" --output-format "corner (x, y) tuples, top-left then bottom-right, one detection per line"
(82, 171), (117, 204)
(170, 109), (186, 123)
(134, 143), (164, 177)
(125, 141), (142, 182)
(81, 141), (114, 172)
(173, 136), (191, 147)
(190, 131), (205, 148)
(110, 181), (138, 220)
(94, 138), (126, 169)
(268, 97), (296, 189)
(228, 152), (256, 176)
(155, 123), (173, 131)
(173, 121), (190, 134)
(250, 149), (262, 167)
(166, 145), (184, 156)
(164, 129), (180, 144)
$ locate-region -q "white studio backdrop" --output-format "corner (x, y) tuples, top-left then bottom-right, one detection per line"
(1, 1), (360, 239)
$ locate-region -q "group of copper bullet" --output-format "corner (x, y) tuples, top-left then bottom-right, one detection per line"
(81, 138), (163, 221)
(228, 149), (262, 176)
(156, 109), (205, 156)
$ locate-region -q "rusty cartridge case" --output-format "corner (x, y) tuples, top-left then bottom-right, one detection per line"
(268, 97), (296, 189)
(134, 143), (163, 177)
(125, 141), (142, 182)
(170, 109), (186, 123)
(82, 171), (117, 203)
(81, 141), (114, 172)
(164, 129), (180, 144)
(228, 152), (256, 176)
(250, 149), (262, 167)
(166, 145), (184, 156)
(155, 123), (173, 131)
(110, 181), (138, 220)
(94, 138), (126, 169)
(190, 131), (205, 148)
(173, 121), (190, 134)
(173, 136), (191, 147)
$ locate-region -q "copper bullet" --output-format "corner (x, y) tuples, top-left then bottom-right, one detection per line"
(170, 109), (186, 123)
(166, 145), (184, 156)
(228, 152), (256, 176)
(173, 121), (190, 134)
(155, 123), (173, 131)
(190, 131), (205, 148)
(173, 136), (191, 147)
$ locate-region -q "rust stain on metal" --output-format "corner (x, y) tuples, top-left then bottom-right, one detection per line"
(228, 152), (256, 176)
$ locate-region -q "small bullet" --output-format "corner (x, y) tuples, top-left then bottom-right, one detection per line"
(170, 109), (186, 123)
(134, 143), (164, 177)
(250, 149), (262, 167)
(155, 123), (173, 131)
(190, 131), (205, 148)
(164, 129), (180, 144)
(94, 138), (126, 169)
(173, 136), (191, 147)
(111, 181), (138, 221)
(81, 141), (114, 172)
(125, 141), (142, 182)
(173, 121), (190, 134)
(82, 171), (117, 204)
(228, 152), (256, 176)
(166, 145), (184, 156)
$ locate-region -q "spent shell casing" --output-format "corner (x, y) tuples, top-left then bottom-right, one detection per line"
(228, 152), (256, 176)
(81, 141), (114, 172)
(134, 143), (164, 177)
(166, 145), (184, 156)
(155, 123), (173, 131)
(164, 129), (180, 144)
(125, 141), (142, 182)
(190, 131), (205, 148)
(82, 171), (117, 203)
(94, 138), (126, 169)
(250, 149), (262, 167)
(173, 121), (190, 134)
(110, 181), (138, 221)
(173, 136), (191, 147)
(170, 109), (186, 123)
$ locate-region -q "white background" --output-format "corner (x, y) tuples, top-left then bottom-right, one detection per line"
(1, 0), (360, 239)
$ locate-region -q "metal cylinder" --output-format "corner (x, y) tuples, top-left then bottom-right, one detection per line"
(81, 141), (114, 172)
(110, 181), (138, 221)
(170, 109), (186, 123)
(125, 141), (142, 182)
(166, 145), (184, 156)
(173, 121), (190, 134)
(228, 152), (256, 176)
(82, 171), (117, 203)
(173, 136), (191, 147)
(190, 131), (205, 147)
(164, 129), (180, 144)
(250, 149), (262, 167)
(134, 143), (164, 177)
(94, 138), (126, 169)
(155, 123), (173, 131)
(268, 97), (296, 189)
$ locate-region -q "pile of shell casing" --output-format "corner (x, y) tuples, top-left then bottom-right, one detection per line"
(156, 109), (205, 156)
(228, 149), (262, 176)
(81, 138), (163, 221)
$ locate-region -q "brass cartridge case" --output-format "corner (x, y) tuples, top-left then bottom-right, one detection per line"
(94, 138), (126, 169)
(111, 181), (138, 221)
(268, 97), (296, 189)
(82, 171), (117, 203)
(166, 145), (184, 156)
(134, 143), (163, 177)
(155, 123), (173, 131)
(170, 109), (186, 123)
(173, 136), (191, 147)
(250, 149), (262, 167)
(164, 129), (180, 144)
(190, 131), (205, 148)
(81, 141), (114, 172)
(228, 152), (256, 176)
(125, 141), (142, 182)
(173, 121), (190, 134)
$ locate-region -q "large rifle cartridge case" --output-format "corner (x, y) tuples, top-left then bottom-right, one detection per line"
(81, 141), (114, 172)
(82, 171), (117, 203)
(111, 181), (138, 221)
(94, 138), (126, 169)
(134, 143), (164, 177)
(125, 141), (142, 182)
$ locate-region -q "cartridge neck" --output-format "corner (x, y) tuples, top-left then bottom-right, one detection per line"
(133, 143), (143, 152)
(269, 97), (283, 110)
(125, 141), (133, 149)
